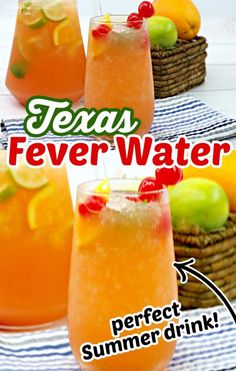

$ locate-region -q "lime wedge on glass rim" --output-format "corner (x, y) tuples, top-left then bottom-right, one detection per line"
(42, 0), (66, 21)
(9, 161), (48, 190)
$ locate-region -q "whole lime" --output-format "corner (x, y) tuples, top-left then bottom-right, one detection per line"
(148, 16), (178, 48)
(170, 178), (229, 232)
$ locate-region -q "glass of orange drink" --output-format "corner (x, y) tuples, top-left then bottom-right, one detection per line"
(0, 151), (74, 330)
(68, 179), (177, 370)
(85, 16), (155, 136)
(6, 0), (86, 106)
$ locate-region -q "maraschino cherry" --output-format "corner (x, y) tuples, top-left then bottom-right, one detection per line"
(138, 176), (163, 202)
(92, 24), (111, 39)
(127, 13), (143, 29)
(156, 167), (183, 186)
(78, 195), (106, 216)
(138, 1), (155, 18)
(127, 1), (154, 29)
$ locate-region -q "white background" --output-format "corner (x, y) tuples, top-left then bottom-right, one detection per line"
(2, 0), (236, 17)
(80, 0), (236, 16)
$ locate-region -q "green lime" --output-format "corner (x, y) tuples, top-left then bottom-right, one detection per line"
(170, 178), (229, 232)
(42, 0), (66, 22)
(0, 184), (17, 202)
(10, 161), (48, 190)
(148, 16), (178, 49)
(11, 63), (27, 78)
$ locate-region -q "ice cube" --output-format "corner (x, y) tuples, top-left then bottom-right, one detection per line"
(107, 194), (130, 212)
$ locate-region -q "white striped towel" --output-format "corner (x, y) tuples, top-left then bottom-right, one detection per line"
(0, 302), (236, 370)
(1, 95), (236, 149)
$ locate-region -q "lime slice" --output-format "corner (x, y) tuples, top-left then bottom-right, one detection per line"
(42, 0), (66, 22)
(11, 63), (27, 79)
(53, 18), (76, 46)
(21, 1), (32, 14)
(28, 184), (64, 230)
(0, 184), (17, 202)
(23, 8), (47, 28)
(9, 161), (48, 189)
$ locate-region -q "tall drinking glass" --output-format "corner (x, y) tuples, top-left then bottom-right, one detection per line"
(6, 0), (86, 105)
(85, 16), (155, 136)
(0, 151), (74, 329)
(68, 179), (177, 370)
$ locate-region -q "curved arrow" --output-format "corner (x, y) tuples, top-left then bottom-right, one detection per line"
(173, 258), (236, 325)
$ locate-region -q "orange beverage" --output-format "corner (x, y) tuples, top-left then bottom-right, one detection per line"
(6, 0), (86, 105)
(68, 179), (178, 370)
(85, 16), (155, 136)
(0, 151), (73, 329)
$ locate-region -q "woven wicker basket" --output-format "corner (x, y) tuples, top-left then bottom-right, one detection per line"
(174, 214), (236, 309)
(151, 36), (208, 99)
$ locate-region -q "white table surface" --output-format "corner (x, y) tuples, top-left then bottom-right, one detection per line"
(0, 12), (236, 148)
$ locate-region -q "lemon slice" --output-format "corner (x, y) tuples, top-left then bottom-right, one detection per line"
(42, 0), (66, 22)
(94, 178), (110, 201)
(9, 161), (48, 189)
(0, 184), (16, 202)
(53, 18), (76, 46)
(101, 13), (112, 29)
(76, 215), (102, 248)
(28, 185), (64, 230)
(91, 37), (108, 59)
(23, 8), (47, 28)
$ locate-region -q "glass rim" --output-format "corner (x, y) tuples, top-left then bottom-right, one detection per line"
(90, 15), (147, 25)
(77, 178), (167, 198)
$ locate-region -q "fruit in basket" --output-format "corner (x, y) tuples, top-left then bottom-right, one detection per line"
(153, 0), (201, 40)
(170, 178), (230, 232)
(183, 152), (236, 212)
(148, 16), (177, 48)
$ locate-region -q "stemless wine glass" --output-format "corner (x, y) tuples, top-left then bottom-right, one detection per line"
(68, 179), (178, 371)
(0, 151), (74, 330)
(6, 0), (86, 105)
(85, 16), (155, 136)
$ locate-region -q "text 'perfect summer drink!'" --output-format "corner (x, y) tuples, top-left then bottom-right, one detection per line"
(68, 178), (178, 370)
(6, 0), (86, 105)
(0, 151), (74, 329)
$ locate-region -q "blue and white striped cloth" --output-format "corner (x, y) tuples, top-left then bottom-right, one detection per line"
(1, 303), (236, 371)
(1, 95), (236, 149)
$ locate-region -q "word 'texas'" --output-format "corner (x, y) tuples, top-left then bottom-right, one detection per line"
(24, 97), (141, 137)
